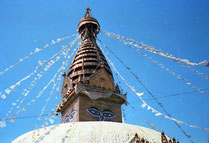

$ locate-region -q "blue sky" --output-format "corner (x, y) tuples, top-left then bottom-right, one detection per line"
(0, 0), (209, 142)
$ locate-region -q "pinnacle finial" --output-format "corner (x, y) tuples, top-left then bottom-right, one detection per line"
(85, 6), (92, 18)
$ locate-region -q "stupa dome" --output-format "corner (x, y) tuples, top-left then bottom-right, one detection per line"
(13, 122), (169, 143)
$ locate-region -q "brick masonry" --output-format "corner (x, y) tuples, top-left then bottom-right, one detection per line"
(61, 94), (122, 123)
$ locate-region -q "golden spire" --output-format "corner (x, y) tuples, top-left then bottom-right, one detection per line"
(84, 6), (92, 18)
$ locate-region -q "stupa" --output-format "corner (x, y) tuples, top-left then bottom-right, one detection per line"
(13, 7), (178, 143)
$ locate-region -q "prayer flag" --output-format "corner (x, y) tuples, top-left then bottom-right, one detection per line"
(0, 120), (6, 128)
(141, 102), (147, 108)
(136, 92), (144, 97)
(147, 105), (152, 111)
(5, 88), (11, 95)
(1, 94), (6, 99)
(49, 118), (54, 124)
(203, 128), (209, 131)
(155, 112), (162, 116)
(34, 48), (41, 53)
(52, 40), (56, 44)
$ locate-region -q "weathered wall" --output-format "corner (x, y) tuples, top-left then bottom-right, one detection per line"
(61, 97), (79, 123)
(79, 95), (122, 122)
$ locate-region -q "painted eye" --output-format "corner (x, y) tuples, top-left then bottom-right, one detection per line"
(102, 111), (116, 118)
(87, 107), (101, 117)
(64, 111), (76, 123)
(64, 115), (70, 123)
(69, 111), (76, 119)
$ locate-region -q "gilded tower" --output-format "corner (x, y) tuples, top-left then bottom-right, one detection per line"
(56, 8), (126, 123)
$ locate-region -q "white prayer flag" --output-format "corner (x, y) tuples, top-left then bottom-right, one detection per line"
(34, 48), (41, 53)
(1, 94), (6, 99)
(15, 81), (21, 86)
(10, 118), (15, 123)
(155, 112), (162, 116)
(165, 116), (171, 119)
(136, 92), (144, 97)
(38, 60), (43, 66)
(10, 85), (16, 90)
(189, 125), (197, 128)
(5, 88), (11, 94)
(176, 120), (183, 124)
(22, 107), (26, 111)
(141, 102), (147, 108)
(57, 38), (61, 42)
(52, 40), (56, 44)
(5, 68), (9, 72)
(51, 60), (55, 64)
(177, 75), (181, 79)
(0, 120), (6, 128)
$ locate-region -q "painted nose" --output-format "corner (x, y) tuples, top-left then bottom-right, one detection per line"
(99, 115), (104, 121)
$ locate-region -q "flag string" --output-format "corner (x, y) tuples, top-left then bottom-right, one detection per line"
(101, 45), (209, 132)
(7, 45), (71, 119)
(0, 38), (80, 128)
(179, 62), (209, 80)
(101, 31), (209, 81)
(0, 35), (80, 100)
(98, 40), (194, 142)
(97, 37), (206, 96)
(5, 53), (62, 119)
(145, 120), (159, 132)
(128, 88), (209, 102)
(0, 34), (77, 76)
(36, 42), (80, 128)
(0, 113), (56, 121)
(10, 40), (79, 120)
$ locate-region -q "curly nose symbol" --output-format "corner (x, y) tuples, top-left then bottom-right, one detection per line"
(99, 115), (104, 121)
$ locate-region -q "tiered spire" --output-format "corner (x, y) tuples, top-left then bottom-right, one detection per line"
(57, 8), (125, 123)
(66, 7), (114, 91)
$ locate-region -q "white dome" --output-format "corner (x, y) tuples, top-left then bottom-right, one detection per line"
(13, 122), (165, 143)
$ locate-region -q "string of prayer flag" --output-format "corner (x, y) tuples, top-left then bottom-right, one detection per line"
(98, 37), (205, 96)
(0, 34), (77, 76)
(101, 30), (209, 68)
(37, 43), (81, 128)
(102, 47), (209, 132)
(0, 35), (80, 100)
(140, 52), (205, 95)
(6, 54), (62, 119)
(0, 39), (79, 128)
(179, 63), (209, 80)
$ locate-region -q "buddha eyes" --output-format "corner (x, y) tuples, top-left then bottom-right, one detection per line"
(87, 107), (101, 116)
(102, 111), (116, 118)
(64, 116), (70, 123)
(69, 111), (76, 118)
(87, 107), (116, 120)
(64, 110), (76, 123)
